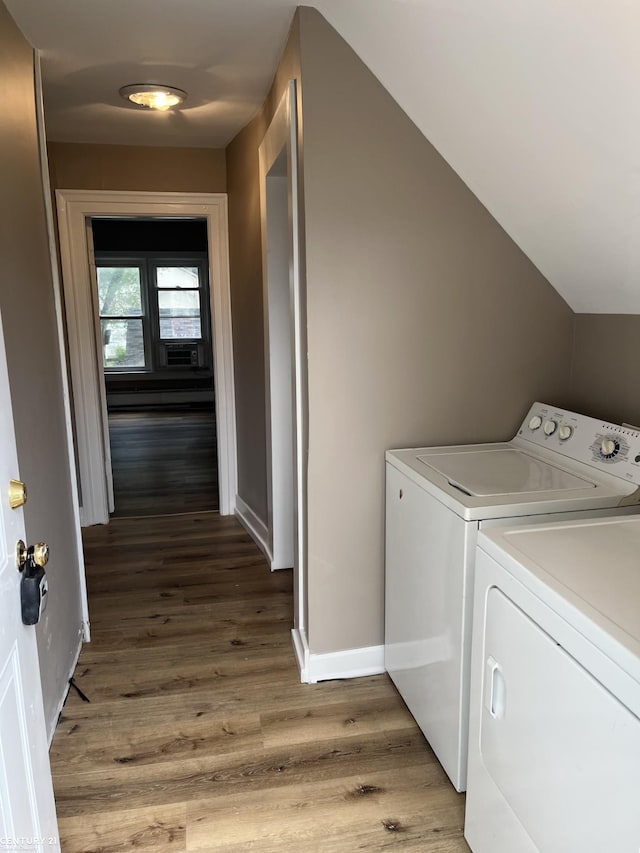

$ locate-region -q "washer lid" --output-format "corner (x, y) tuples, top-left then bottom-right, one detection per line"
(417, 448), (596, 497)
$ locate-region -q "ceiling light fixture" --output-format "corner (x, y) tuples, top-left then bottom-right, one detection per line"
(119, 84), (187, 111)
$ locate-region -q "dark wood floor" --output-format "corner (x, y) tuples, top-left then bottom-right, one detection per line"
(50, 512), (469, 852)
(108, 407), (218, 517)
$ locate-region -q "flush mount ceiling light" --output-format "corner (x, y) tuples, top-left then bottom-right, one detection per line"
(119, 84), (187, 111)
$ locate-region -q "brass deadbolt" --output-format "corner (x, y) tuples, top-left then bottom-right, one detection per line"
(8, 479), (27, 509)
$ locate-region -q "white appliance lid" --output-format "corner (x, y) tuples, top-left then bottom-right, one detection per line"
(416, 448), (596, 497)
(494, 518), (640, 646)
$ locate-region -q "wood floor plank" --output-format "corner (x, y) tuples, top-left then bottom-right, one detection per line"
(50, 512), (469, 851)
(51, 711), (264, 772)
(260, 694), (414, 749)
(53, 730), (439, 817)
(58, 803), (186, 853)
(186, 767), (465, 852)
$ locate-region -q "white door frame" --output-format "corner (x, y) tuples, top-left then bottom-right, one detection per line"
(55, 190), (237, 526)
(259, 82), (308, 646)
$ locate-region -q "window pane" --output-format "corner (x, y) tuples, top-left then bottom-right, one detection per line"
(158, 290), (200, 317)
(101, 319), (146, 368)
(156, 266), (200, 289)
(97, 267), (143, 316)
(159, 317), (202, 339)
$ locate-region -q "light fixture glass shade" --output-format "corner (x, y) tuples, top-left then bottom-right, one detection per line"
(119, 84), (187, 111)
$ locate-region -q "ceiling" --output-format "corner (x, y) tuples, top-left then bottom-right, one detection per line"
(6, 0), (640, 314)
(5, 0), (300, 148)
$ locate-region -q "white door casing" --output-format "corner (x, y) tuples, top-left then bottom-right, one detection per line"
(259, 82), (308, 644)
(85, 220), (114, 515)
(0, 309), (60, 851)
(55, 190), (237, 526)
(263, 167), (294, 570)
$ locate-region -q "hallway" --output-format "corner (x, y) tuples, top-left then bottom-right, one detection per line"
(49, 512), (469, 851)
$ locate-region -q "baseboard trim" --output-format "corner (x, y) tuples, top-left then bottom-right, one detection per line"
(291, 632), (385, 684)
(291, 627), (310, 682)
(235, 495), (271, 563)
(46, 631), (83, 747)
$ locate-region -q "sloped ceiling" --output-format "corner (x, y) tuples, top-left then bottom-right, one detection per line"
(312, 0), (640, 315)
(5, 0), (638, 313)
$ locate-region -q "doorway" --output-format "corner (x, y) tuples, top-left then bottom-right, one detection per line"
(91, 218), (219, 517)
(55, 190), (237, 528)
(258, 82), (308, 669)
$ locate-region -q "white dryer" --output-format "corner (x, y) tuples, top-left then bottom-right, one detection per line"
(385, 402), (640, 792)
(465, 516), (640, 853)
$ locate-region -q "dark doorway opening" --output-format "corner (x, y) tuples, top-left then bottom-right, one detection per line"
(91, 218), (219, 517)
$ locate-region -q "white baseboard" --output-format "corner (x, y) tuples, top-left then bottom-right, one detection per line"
(46, 631), (83, 746)
(291, 627), (310, 681)
(291, 628), (385, 684)
(235, 495), (271, 563)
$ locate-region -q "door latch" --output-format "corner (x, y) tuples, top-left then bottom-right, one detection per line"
(16, 540), (49, 625)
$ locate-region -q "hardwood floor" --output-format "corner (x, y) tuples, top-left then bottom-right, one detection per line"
(50, 512), (469, 852)
(108, 407), (218, 517)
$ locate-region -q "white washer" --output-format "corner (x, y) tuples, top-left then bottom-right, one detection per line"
(465, 516), (640, 853)
(385, 402), (640, 792)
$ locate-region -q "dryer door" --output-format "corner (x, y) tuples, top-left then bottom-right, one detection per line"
(475, 587), (640, 853)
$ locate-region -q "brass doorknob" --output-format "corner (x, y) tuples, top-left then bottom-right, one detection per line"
(33, 543), (49, 567)
(16, 540), (49, 571)
(8, 479), (27, 509)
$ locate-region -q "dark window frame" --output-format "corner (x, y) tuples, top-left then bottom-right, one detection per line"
(95, 251), (211, 374)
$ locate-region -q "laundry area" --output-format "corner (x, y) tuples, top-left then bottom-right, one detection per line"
(385, 402), (640, 849)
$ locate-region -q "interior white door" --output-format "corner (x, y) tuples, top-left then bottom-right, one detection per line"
(0, 311), (59, 850)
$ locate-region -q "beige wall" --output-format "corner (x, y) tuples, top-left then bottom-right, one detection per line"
(569, 314), (640, 427)
(0, 3), (84, 731)
(225, 15), (301, 520)
(297, 8), (575, 654)
(226, 6), (577, 657)
(48, 142), (226, 192)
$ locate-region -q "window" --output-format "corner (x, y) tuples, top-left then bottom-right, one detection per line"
(155, 265), (202, 340)
(97, 266), (147, 368)
(95, 254), (210, 373)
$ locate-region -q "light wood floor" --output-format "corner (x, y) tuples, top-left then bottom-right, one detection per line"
(50, 512), (469, 852)
(108, 408), (218, 517)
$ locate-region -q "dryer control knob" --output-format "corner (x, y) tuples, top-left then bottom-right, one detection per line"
(528, 415), (542, 431)
(558, 425), (573, 441)
(543, 419), (557, 436)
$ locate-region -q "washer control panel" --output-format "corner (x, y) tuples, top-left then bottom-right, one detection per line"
(518, 402), (640, 484)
